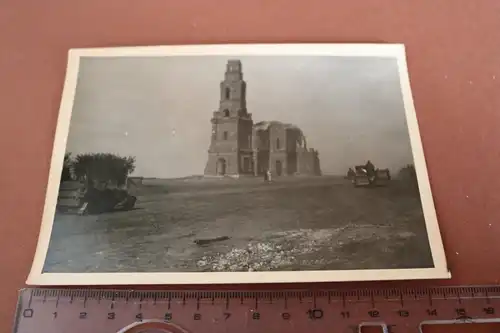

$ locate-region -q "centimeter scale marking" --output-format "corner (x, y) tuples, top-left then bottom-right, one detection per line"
(14, 286), (500, 333)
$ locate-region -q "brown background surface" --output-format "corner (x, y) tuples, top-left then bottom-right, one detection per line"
(1, 1), (500, 332)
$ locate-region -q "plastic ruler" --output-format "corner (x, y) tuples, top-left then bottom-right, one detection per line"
(12, 286), (500, 333)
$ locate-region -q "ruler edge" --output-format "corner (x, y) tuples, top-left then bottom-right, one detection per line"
(12, 289), (25, 333)
(13, 285), (500, 333)
(17, 284), (500, 299)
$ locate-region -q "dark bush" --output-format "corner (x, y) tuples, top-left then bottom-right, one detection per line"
(60, 153), (73, 182)
(64, 152), (136, 186)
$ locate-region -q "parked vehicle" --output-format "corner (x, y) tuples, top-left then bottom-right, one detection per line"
(57, 180), (137, 214)
(351, 161), (391, 187)
(77, 186), (137, 215)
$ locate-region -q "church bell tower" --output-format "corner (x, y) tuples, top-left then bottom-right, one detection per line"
(204, 60), (254, 177)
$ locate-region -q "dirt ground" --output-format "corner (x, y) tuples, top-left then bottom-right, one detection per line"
(43, 176), (434, 273)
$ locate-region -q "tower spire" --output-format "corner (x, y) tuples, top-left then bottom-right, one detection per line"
(204, 60), (254, 177)
(224, 60), (243, 81)
(219, 60), (246, 114)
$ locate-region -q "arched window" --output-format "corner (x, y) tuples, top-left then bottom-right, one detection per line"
(223, 109), (229, 117)
(276, 138), (281, 149)
(225, 87), (230, 99)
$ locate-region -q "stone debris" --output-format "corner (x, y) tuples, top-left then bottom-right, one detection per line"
(197, 242), (298, 272)
(196, 226), (347, 271)
(195, 224), (417, 272)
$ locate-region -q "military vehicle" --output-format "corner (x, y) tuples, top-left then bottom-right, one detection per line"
(77, 187), (137, 215)
(351, 162), (391, 187)
(57, 180), (137, 215)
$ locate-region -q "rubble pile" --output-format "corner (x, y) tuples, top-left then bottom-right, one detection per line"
(196, 226), (352, 272)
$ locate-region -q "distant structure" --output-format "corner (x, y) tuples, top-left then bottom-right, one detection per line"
(204, 60), (321, 178)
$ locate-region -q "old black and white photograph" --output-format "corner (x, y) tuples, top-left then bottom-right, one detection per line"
(28, 44), (449, 285)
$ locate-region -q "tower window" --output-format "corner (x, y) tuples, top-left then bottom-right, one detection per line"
(225, 87), (230, 99)
(276, 138), (281, 149)
(223, 131), (228, 140)
(223, 109), (229, 117)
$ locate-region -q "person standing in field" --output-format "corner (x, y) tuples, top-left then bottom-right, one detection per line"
(365, 160), (376, 183)
(266, 169), (272, 183)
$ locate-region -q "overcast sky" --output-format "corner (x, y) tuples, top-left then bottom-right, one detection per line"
(67, 55), (416, 178)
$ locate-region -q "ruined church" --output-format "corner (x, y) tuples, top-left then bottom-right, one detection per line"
(204, 60), (321, 178)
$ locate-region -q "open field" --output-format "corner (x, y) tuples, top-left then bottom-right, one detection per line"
(43, 176), (433, 273)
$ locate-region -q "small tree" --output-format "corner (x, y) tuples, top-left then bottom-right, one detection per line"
(72, 153), (136, 186)
(398, 164), (419, 193)
(398, 164), (416, 180)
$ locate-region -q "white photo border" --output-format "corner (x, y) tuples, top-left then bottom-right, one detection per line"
(27, 43), (450, 285)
